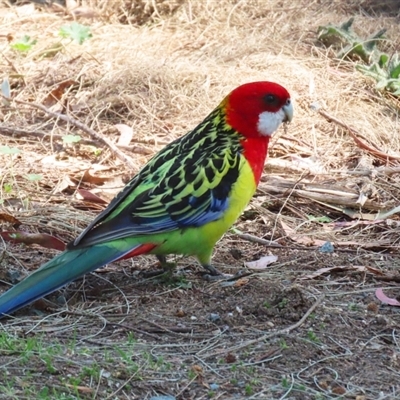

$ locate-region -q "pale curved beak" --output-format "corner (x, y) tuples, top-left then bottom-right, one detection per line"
(283, 99), (293, 123)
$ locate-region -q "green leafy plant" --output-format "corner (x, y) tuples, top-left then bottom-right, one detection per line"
(63, 134), (82, 144)
(279, 339), (289, 350)
(244, 384), (254, 396)
(318, 18), (400, 96)
(0, 146), (21, 155)
(348, 302), (359, 311)
(307, 215), (332, 223)
(306, 329), (320, 343)
(10, 35), (37, 52)
(317, 18), (386, 63)
(278, 298), (288, 309)
(59, 22), (92, 45)
(263, 301), (271, 309)
(281, 376), (290, 388)
(357, 53), (400, 95)
(0, 146), (20, 197)
(25, 174), (43, 182)
(3, 183), (12, 194)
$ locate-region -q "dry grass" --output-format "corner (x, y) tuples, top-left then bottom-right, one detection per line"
(1, 0), (400, 399)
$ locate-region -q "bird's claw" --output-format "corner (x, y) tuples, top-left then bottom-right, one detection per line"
(140, 261), (176, 279)
(202, 269), (247, 282)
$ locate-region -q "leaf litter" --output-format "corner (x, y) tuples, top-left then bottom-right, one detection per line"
(0, 0), (400, 399)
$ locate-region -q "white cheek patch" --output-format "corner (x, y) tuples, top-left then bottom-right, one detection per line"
(257, 109), (286, 137)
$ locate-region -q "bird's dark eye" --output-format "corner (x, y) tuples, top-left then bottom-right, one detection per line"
(263, 94), (277, 105)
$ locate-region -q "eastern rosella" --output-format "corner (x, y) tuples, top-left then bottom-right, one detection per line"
(0, 81), (293, 317)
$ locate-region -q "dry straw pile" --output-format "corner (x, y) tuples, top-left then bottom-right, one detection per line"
(1, 0), (400, 244)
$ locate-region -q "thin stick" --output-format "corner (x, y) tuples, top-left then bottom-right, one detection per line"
(232, 229), (366, 254)
(0, 126), (153, 155)
(9, 97), (136, 169)
(318, 109), (400, 163)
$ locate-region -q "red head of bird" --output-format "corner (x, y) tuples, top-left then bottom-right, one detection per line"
(223, 81), (293, 183)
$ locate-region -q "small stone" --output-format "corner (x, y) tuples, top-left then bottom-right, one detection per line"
(176, 308), (185, 317)
(6, 270), (21, 284)
(230, 248), (242, 260)
(319, 241), (334, 253)
(56, 295), (67, 305)
(209, 313), (220, 322)
(374, 315), (387, 326)
(209, 383), (219, 391)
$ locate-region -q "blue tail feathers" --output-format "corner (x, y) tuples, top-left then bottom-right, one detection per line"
(0, 242), (136, 317)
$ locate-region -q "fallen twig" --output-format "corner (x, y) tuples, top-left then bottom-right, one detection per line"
(232, 230), (282, 247)
(261, 177), (384, 211)
(5, 96), (136, 168)
(318, 109), (400, 163)
(0, 126), (153, 155)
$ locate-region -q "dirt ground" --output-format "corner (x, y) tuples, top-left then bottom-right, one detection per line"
(1, 1), (400, 399)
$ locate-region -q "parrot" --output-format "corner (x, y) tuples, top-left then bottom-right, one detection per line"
(0, 81), (293, 317)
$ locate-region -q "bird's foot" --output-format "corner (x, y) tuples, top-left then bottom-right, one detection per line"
(202, 264), (247, 282)
(140, 255), (177, 279)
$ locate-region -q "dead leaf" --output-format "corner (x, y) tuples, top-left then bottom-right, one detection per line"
(64, 384), (93, 393)
(225, 353), (237, 363)
(365, 266), (385, 275)
(191, 365), (203, 376)
(245, 255), (277, 270)
(234, 277), (249, 287)
(332, 386), (346, 395)
(0, 231), (65, 251)
(76, 189), (107, 204)
(280, 221), (326, 246)
(88, 176), (125, 202)
(43, 80), (77, 108)
(366, 302), (379, 313)
(375, 288), (400, 306)
(54, 175), (76, 193)
(0, 213), (21, 228)
(115, 124), (134, 146)
(81, 169), (113, 185)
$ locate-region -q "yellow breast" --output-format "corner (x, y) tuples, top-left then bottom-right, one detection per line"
(198, 157), (257, 248)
